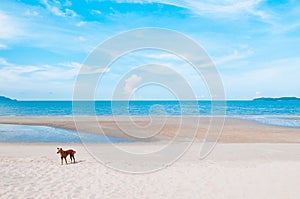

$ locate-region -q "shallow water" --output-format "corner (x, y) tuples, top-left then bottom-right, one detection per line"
(0, 124), (133, 143)
(231, 115), (300, 128)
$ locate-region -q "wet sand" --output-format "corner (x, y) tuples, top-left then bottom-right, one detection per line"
(0, 116), (299, 142)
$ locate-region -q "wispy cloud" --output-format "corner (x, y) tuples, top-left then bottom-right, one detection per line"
(0, 58), (12, 66)
(24, 9), (39, 16)
(76, 21), (87, 27)
(64, 0), (72, 7)
(76, 36), (86, 42)
(91, 9), (102, 15)
(0, 4), (98, 54)
(0, 44), (7, 49)
(117, 0), (268, 19)
(0, 58), (83, 99)
(124, 74), (142, 96)
(222, 57), (300, 98)
(0, 11), (21, 39)
(173, 0), (265, 17)
(140, 52), (179, 60)
(41, 0), (78, 17)
(0, 58), (80, 82)
(215, 49), (253, 66)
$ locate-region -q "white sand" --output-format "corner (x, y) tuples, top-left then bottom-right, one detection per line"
(1, 142), (300, 198)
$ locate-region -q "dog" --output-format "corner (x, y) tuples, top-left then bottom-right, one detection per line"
(56, 147), (76, 165)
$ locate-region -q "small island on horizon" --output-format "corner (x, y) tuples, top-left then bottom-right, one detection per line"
(0, 96), (17, 102)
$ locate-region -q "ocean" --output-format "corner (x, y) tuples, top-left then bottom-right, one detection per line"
(0, 100), (300, 128)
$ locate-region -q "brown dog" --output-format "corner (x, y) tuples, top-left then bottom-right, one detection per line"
(57, 147), (76, 165)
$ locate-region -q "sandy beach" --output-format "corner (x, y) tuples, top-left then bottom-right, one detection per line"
(1, 116), (300, 198)
(1, 142), (300, 198)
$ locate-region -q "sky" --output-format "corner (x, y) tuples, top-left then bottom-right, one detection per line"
(0, 0), (299, 100)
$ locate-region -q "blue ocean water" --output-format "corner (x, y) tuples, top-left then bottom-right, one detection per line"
(0, 124), (132, 143)
(0, 100), (300, 128)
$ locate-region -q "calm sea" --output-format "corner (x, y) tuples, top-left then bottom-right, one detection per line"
(0, 100), (300, 128)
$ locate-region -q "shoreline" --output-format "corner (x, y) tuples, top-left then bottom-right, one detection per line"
(0, 116), (299, 143)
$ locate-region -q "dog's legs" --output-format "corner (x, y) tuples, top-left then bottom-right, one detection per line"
(70, 155), (73, 163)
(71, 155), (75, 163)
(64, 157), (68, 165)
(61, 157), (63, 165)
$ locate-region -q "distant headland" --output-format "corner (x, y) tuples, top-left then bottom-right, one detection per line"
(253, 97), (300, 101)
(0, 96), (17, 102)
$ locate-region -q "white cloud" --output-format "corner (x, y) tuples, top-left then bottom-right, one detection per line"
(76, 21), (87, 27)
(140, 65), (177, 75)
(0, 58), (12, 66)
(41, 0), (64, 16)
(65, 8), (77, 17)
(76, 36), (86, 42)
(59, 62), (82, 69)
(222, 57), (300, 99)
(0, 58), (80, 83)
(0, 58), (79, 99)
(124, 74), (142, 95)
(41, 0), (77, 17)
(91, 9), (102, 15)
(62, 62), (110, 75)
(64, 0), (72, 7)
(24, 9), (39, 16)
(117, 0), (268, 19)
(140, 52), (179, 60)
(0, 6), (93, 53)
(0, 11), (19, 39)
(0, 44), (8, 49)
(265, 17), (300, 35)
(215, 49), (253, 66)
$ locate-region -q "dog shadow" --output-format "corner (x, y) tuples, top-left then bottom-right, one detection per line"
(73, 160), (85, 164)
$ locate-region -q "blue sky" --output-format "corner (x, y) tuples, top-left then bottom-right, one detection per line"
(0, 0), (299, 100)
